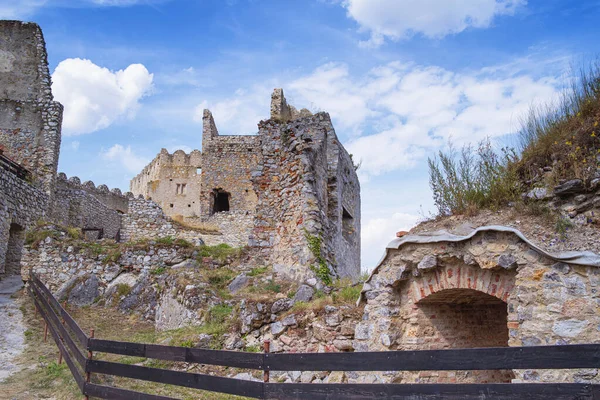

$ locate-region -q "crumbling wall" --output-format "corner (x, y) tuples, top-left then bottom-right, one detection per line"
(199, 110), (260, 219)
(0, 21), (62, 195)
(120, 198), (178, 242)
(49, 174), (126, 239)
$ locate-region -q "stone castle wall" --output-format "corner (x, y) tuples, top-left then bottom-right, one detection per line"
(199, 110), (261, 219)
(130, 149), (203, 219)
(250, 112), (361, 281)
(49, 173), (128, 240)
(0, 21), (62, 195)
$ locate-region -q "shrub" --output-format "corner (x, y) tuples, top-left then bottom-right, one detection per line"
(428, 139), (520, 216)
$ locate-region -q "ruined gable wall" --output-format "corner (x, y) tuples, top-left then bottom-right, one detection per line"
(49, 174), (127, 239)
(356, 231), (600, 384)
(0, 167), (48, 274)
(0, 21), (62, 195)
(200, 111), (260, 219)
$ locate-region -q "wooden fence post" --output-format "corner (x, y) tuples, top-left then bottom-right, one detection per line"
(263, 340), (270, 383)
(58, 301), (67, 365)
(84, 328), (94, 400)
(43, 322), (48, 343)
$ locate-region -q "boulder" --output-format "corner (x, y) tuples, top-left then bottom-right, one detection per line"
(271, 298), (293, 314)
(293, 285), (314, 303)
(196, 333), (213, 349)
(417, 255), (437, 270)
(228, 274), (250, 294)
(58, 274), (100, 307)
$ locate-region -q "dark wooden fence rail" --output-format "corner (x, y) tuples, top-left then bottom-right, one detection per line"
(28, 272), (600, 400)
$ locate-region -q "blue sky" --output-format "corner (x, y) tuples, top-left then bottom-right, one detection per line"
(3, 0), (600, 270)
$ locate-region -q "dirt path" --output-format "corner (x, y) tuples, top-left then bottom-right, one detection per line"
(0, 275), (25, 383)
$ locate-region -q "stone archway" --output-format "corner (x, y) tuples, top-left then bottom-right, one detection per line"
(408, 287), (515, 383)
(395, 264), (516, 383)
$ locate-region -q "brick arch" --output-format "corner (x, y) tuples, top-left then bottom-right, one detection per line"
(409, 263), (515, 305)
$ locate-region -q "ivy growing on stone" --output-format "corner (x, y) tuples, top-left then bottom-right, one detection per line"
(303, 229), (332, 285)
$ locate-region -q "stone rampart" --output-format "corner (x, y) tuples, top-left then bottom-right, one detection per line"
(49, 174), (126, 239)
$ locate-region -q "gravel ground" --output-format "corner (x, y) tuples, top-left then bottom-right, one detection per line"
(0, 275), (25, 383)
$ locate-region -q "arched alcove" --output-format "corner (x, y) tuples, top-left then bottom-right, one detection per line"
(411, 288), (514, 383)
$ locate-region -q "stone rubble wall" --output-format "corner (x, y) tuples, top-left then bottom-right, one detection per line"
(0, 167), (48, 274)
(357, 230), (600, 384)
(49, 173), (128, 239)
(120, 198), (178, 242)
(250, 112), (361, 281)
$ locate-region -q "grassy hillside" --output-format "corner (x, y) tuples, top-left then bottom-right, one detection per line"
(429, 61), (600, 217)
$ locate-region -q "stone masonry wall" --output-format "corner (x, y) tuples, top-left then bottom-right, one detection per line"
(49, 173), (126, 239)
(0, 21), (62, 195)
(130, 148), (203, 219)
(0, 167), (48, 274)
(250, 111), (361, 281)
(200, 110), (261, 220)
(357, 231), (600, 384)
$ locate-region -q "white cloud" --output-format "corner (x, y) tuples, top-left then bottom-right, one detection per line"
(342, 0), (525, 46)
(101, 144), (149, 173)
(70, 141), (80, 151)
(284, 61), (560, 178)
(52, 58), (153, 135)
(361, 212), (421, 271)
(193, 86), (272, 135)
(0, 0), (47, 18)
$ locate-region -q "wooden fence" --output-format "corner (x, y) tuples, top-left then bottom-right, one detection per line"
(28, 272), (600, 400)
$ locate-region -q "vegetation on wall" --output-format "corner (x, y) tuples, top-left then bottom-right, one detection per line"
(303, 229), (332, 285)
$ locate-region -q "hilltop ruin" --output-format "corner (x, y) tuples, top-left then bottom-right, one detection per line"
(0, 21), (360, 283)
(130, 89), (361, 280)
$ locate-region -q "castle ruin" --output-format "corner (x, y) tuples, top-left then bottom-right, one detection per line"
(0, 20), (361, 283)
(131, 89), (361, 280)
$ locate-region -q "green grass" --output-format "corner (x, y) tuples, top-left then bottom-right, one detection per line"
(115, 283), (132, 297)
(248, 266), (269, 276)
(197, 244), (244, 263)
(205, 268), (236, 288)
(150, 266), (166, 275)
